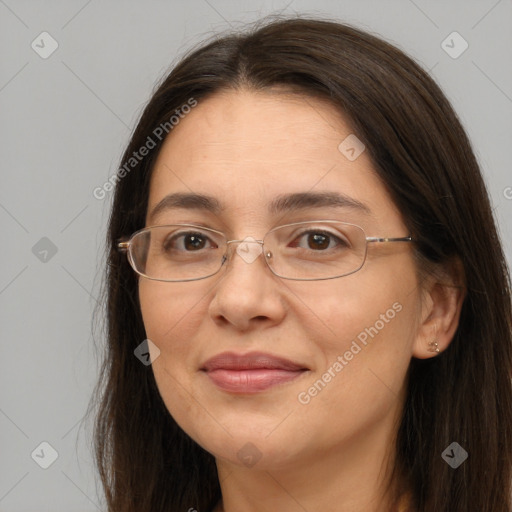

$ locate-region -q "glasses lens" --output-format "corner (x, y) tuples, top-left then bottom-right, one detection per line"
(264, 221), (367, 280)
(129, 225), (226, 281)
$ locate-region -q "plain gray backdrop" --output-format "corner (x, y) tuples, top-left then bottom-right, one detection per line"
(1, 0), (511, 510)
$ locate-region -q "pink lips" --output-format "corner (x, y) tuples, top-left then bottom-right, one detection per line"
(201, 351), (308, 393)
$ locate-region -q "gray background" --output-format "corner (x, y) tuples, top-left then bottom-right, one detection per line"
(1, 0), (511, 510)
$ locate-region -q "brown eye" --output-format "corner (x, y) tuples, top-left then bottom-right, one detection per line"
(164, 231), (214, 252)
(291, 230), (349, 251)
(307, 233), (330, 250)
(183, 233), (207, 251)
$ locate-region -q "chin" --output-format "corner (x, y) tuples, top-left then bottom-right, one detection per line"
(204, 434), (302, 471)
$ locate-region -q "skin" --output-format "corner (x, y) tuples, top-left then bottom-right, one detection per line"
(138, 88), (464, 512)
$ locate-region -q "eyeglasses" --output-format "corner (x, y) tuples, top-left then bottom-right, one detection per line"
(117, 220), (413, 282)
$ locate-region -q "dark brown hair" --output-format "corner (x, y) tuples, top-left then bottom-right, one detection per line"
(92, 16), (512, 512)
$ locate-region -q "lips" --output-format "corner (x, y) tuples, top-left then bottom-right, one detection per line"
(200, 351), (309, 393)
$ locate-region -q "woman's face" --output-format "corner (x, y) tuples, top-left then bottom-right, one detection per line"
(139, 89), (424, 470)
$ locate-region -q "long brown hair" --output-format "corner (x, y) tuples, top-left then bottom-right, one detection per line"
(92, 16), (512, 511)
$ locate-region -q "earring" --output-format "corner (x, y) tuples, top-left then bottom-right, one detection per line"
(427, 340), (440, 353)
(427, 325), (440, 354)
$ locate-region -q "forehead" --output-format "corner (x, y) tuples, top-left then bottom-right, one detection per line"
(163, 88), (351, 161)
(146, 89), (403, 231)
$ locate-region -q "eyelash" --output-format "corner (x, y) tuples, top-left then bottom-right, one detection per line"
(163, 229), (348, 252)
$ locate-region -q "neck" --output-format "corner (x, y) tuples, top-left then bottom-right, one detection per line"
(213, 408), (407, 512)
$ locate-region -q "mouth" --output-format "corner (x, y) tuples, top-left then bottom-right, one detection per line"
(200, 351), (310, 393)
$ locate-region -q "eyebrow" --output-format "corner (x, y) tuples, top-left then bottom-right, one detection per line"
(148, 191), (372, 221)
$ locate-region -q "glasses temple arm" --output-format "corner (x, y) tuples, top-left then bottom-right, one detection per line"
(366, 236), (413, 243)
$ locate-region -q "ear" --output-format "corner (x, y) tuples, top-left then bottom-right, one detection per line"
(412, 258), (466, 359)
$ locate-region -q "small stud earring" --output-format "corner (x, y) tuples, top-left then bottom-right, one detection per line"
(427, 340), (440, 353)
(427, 325), (440, 354)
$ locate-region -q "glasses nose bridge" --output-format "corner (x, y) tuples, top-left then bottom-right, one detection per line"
(226, 238), (264, 246)
(225, 237), (264, 253)
(224, 237), (274, 266)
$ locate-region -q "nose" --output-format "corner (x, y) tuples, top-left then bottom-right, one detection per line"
(208, 237), (285, 331)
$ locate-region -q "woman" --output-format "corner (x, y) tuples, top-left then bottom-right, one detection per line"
(93, 17), (512, 512)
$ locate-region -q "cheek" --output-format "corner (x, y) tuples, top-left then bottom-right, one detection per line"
(139, 281), (204, 344)
(299, 269), (416, 346)
(294, 279), (418, 434)
(300, 268), (420, 406)
(138, 281), (214, 441)
(138, 281), (207, 394)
